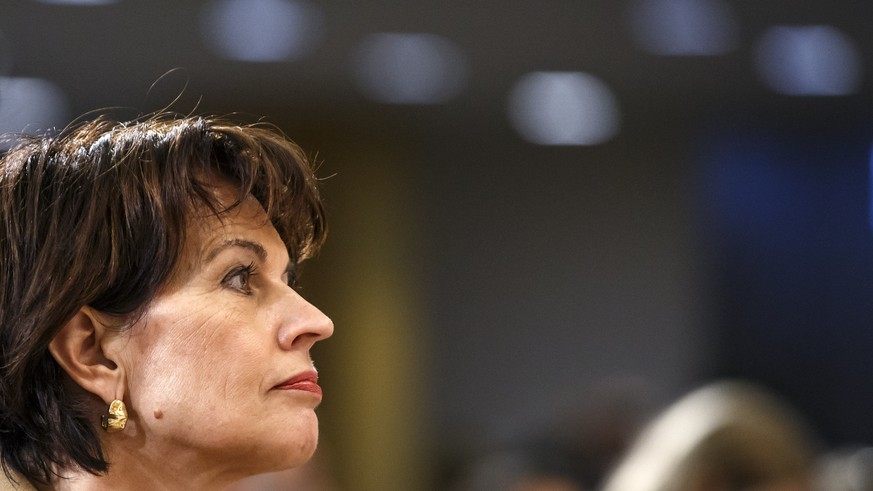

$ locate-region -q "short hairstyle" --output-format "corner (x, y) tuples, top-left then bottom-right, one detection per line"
(0, 114), (326, 484)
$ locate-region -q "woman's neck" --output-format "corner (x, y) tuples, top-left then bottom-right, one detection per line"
(50, 461), (240, 491)
(48, 433), (247, 491)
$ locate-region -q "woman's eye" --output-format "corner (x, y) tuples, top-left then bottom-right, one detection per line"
(222, 264), (256, 294)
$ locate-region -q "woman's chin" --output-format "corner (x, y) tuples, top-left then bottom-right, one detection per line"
(260, 418), (320, 471)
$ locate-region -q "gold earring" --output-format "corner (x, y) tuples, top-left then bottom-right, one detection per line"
(101, 399), (127, 433)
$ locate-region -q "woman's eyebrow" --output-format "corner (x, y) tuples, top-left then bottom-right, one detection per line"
(204, 239), (268, 263)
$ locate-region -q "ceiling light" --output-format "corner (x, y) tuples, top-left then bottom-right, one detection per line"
(627, 0), (738, 56)
(507, 72), (620, 146)
(352, 32), (467, 104)
(199, 0), (324, 62)
(0, 77), (69, 147)
(755, 25), (861, 96)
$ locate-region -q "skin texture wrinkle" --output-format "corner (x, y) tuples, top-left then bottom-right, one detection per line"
(50, 187), (334, 491)
(0, 115), (330, 489)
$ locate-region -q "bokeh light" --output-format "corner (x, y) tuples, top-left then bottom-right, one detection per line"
(627, 0), (738, 56)
(755, 25), (861, 96)
(199, 0), (324, 62)
(0, 77), (69, 140)
(351, 32), (467, 104)
(507, 71), (620, 146)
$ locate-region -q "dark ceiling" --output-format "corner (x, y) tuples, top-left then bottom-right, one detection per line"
(3, 1), (873, 132)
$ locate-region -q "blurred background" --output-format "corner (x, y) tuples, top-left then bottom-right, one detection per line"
(3, 1), (873, 489)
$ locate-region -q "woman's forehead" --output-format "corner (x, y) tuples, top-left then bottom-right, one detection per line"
(192, 197), (286, 261)
(161, 190), (288, 290)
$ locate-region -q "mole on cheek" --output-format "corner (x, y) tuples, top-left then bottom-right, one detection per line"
(154, 409), (164, 419)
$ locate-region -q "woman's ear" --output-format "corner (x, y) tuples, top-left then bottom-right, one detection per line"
(48, 307), (125, 404)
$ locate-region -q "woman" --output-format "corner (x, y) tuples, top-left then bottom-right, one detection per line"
(0, 114), (334, 490)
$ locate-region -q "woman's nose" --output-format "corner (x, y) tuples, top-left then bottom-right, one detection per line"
(277, 292), (334, 351)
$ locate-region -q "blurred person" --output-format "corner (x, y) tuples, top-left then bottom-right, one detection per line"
(600, 381), (818, 491)
(814, 447), (873, 491)
(451, 376), (656, 491)
(451, 447), (585, 491)
(0, 114), (333, 490)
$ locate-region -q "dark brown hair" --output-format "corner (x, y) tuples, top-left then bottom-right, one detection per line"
(0, 114), (326, 484)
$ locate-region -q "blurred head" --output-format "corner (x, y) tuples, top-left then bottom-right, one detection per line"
(0, 114), (332, 486)
(601, 381), (817, 491)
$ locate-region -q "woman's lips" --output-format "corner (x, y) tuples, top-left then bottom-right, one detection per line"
(273, 371), (322, 397)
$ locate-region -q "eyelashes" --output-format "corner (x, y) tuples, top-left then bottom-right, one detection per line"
(221, 262), (301, 295)
(221, 261), (258, 295)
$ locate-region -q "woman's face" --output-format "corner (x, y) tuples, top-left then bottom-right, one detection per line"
(115, 188), (333, 477)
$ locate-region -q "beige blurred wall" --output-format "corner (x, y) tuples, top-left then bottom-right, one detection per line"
(305, 135), (433, 491)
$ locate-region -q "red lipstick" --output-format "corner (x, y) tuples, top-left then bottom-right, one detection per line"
(273, 371), (322, 397)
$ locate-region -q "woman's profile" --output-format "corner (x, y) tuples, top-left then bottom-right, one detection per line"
(0, 114), (333, 490)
